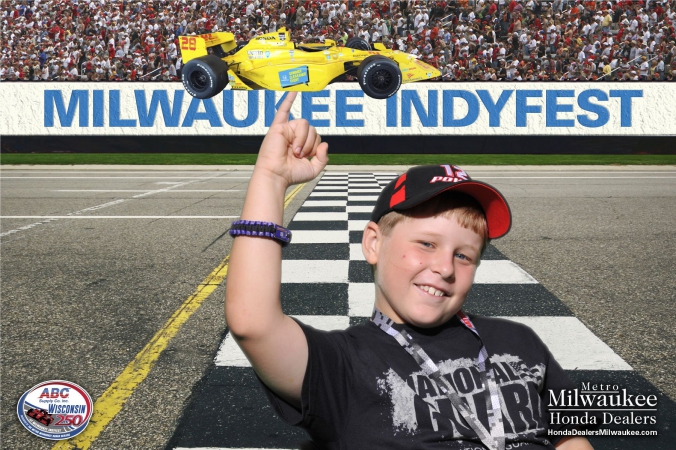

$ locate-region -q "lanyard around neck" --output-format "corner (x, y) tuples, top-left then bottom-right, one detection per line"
(371, 307), (506, 450)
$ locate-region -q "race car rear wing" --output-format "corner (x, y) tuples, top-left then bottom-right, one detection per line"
(179, 32), (237, 63)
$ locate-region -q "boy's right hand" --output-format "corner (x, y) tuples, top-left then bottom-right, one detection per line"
(254, 92), (329, 187)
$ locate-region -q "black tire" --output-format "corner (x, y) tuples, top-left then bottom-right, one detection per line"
(357, 56), (402, 100)
(345, 37), (371, 51)
(181, 55), (229, 99)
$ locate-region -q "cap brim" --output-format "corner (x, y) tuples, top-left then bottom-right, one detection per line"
(390, 180), (511, 239)
(448, 181), (511, 239)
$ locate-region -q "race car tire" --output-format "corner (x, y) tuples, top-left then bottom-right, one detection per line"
(345, 37), (371, 51)
(181, 55), (229, 99)
(357, 56), (402, 100)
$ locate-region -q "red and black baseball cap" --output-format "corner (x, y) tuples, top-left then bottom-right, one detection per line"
(370, 165), (511, 239)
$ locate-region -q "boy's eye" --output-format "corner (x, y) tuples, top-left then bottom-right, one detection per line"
(419, 241), (433, 248)
(455, 253), (471, 262)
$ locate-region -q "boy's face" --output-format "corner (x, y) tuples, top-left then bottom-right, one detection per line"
(363, 213), (483, 329)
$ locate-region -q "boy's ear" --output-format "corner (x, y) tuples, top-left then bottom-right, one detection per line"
(362, 221), (380, 265)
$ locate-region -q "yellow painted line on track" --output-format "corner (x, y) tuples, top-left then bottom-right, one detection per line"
(284, 183), (305, 209)
(53, 183), (307, 450)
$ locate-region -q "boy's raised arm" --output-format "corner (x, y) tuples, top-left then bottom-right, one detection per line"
(224, 92), (329, 408)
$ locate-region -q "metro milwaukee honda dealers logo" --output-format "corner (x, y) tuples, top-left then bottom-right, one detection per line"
(548, 382), (657, 427)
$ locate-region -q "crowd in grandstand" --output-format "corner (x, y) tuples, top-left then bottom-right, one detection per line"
(2, 0), (675, 82)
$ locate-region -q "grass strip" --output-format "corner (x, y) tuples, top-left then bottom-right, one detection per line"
(2, 153), (675, 166)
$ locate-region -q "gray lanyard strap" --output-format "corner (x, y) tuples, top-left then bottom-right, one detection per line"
(372, 308), (505, 450)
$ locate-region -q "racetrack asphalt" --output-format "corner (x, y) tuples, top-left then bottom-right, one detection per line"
(1, 165), (674, 449)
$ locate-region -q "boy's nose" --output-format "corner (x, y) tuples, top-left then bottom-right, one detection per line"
(431, 253), (455, 280)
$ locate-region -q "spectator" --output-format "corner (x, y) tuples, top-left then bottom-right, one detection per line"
(2, 0), (675, 82)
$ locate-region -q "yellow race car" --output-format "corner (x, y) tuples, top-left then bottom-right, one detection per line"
(179, 28), (440, 100)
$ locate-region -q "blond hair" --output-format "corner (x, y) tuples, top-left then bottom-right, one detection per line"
(377, 191), (489, 256)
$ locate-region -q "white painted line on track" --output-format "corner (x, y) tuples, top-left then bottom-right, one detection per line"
(309, 192), (347, 197)
(317, 180), (348, 185)
(348, 220), (370, 231)
(292, 230), (349, 243)
(0, 217), (58, 238)
(281, 260), (349, 283)
(2, 216), (239, 219)
(348, 283), (375, 317)
(443, 171), (676, 174)
(346, 205), (374, 213)
(302, 200), (348, 207)
(475, 260), (539, 284)
(347, 195), (379, 202)
(1, 171), (249, 174)
(348, 188), (383, 193)
(54, 190), (164, 193)
(215, 313), (630, 371)
(53, 190), (243, 193)
(349, 243), (365, 261)
(0, 176), (252, 179)
(283, 260), (539, 314)
(216, 315), (350, 367)
(343, 259), (537, 284)
(498, 317), (633, 371)
(293, 212), (348, 221)
(473, 176), (676, 179)
(0, 174), (224, 239)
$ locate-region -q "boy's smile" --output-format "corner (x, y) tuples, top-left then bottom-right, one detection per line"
(363, 214), (483, 329)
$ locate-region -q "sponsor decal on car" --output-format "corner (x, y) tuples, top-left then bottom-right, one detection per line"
(279, 33), (286, 41)
(289, 50), (295, 61)
(248, 50), (265, 60)
(17, 380), (93, 440)
(279, 66), (309, 88)
(199, 33), (219, 42)
(413, 59), (431, 68)
(265, 51), (271, 58)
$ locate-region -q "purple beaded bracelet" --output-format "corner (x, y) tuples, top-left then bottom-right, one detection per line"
(228, 220), (292, 246)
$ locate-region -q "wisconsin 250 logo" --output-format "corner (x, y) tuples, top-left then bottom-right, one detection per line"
(17, 380), (93, 440)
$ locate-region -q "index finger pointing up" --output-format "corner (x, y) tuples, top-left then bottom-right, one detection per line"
(271, 91), (298, 125)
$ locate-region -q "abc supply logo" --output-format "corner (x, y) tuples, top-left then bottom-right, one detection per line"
(17, 380), (93, 440)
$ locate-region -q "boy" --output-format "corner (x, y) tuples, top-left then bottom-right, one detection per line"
(225, 92), (593, 449)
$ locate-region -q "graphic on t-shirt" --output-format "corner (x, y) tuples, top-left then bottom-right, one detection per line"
(376, 353), (547, 441)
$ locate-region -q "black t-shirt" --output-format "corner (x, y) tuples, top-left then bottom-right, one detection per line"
(261, 315), (578, 449)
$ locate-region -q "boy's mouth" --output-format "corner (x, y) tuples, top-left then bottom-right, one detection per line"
(415, 284), (449, 298)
